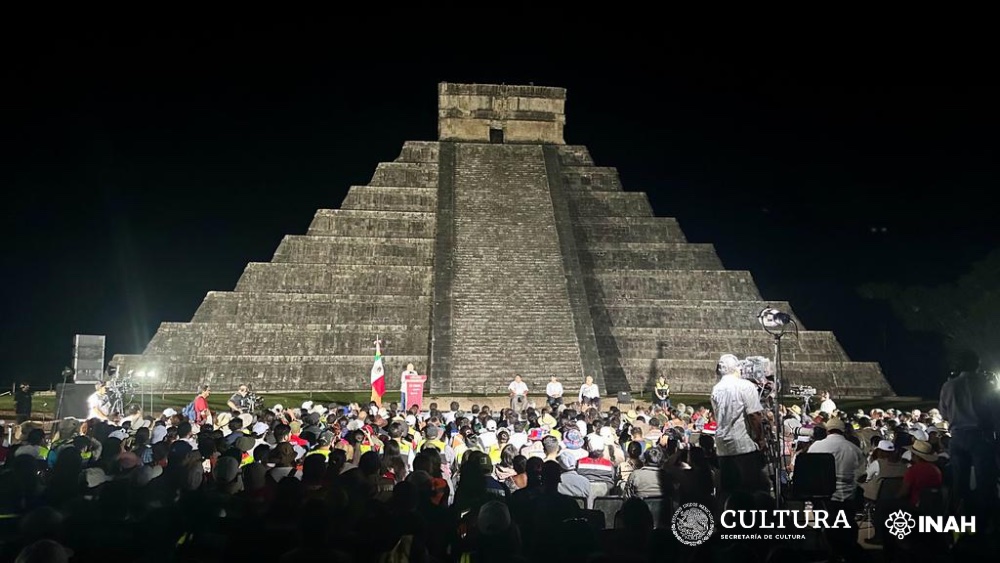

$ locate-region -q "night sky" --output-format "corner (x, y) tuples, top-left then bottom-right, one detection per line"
(3, 26), (996, 398)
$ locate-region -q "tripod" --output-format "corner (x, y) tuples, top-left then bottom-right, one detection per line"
(757, 307), (797, 509)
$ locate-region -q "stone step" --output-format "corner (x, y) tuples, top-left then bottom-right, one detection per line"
(146, 322), (431, 357)
(561, 166), (623, 191)
(437, 357), (588, 394)
(567, 191), (653, 217)
(396, 141), (440, 163)
(587, 270), (761, 301)
(112, 353), (430, 393)
(602, 327), (849, 361)
(614, 358), (892, 398)
(191, 292), (433, 325)
(307, 209), (436, 238)
(589, 299), (799, 330)
(574, 217), (687, 243)
(555, 145), (595, 167)
(272, 235), (435, 266)
(369, 162), (439, 188)
(341, 186), (438, 212)
(580, 243), (723, 270)
(234, 263), (433, 295)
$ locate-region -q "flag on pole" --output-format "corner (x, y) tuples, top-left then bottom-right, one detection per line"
(370, 338), (385, 405)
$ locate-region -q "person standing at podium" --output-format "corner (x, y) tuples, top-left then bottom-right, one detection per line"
(400, 363), (418, 411)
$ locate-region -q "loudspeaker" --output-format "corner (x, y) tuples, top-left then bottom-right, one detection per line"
(56, 383), (96, 419)
(72, 334), (105, 383)
(617, 391), (633, 405)
(790, 452), (836, 499)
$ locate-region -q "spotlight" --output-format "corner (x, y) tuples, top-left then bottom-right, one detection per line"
(136, 371), (146, 378)
(147, 370), (156, 378)
(757, 307), (793, 336)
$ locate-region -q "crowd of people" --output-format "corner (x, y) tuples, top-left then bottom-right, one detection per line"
(0, 354), (996, 562)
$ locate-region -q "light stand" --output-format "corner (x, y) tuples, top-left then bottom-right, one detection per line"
(757, 307), (797, 509)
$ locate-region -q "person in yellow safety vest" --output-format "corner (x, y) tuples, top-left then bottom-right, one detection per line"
(489, 430), (510, 465)
(420, 425), (446, 453)
(306, 430), (335, 462)
(236, 435), (257, 467)
(19, 428), (49, 461)
(387, 421), (414, 467)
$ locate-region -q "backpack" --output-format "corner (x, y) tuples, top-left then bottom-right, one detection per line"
(182, 400), (197, 421)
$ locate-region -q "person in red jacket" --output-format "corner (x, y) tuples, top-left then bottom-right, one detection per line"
(194, 385), (212, 425)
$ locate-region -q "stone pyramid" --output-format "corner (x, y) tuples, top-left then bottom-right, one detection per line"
(113, 82), (894, 398)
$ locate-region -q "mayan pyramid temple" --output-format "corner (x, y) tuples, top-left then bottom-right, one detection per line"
(113, 82), (893, 398)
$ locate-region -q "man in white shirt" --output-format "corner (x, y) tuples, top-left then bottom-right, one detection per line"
(86, 382), (110, 421)
(578, 376), (600, 409)
(710, 354), (767, 499)
(545, 375), (564, 410)
(508, 374), (528, 416)
(806, 417), (866, 560)
(819, 391), (837, 415)
(400, 363), (417, 411)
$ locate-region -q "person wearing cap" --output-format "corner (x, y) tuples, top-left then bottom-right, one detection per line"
(710, 353), (768, 498)
(420, 424), (446, 453)
(861, 440), (906, 501)
(576, 435), (615, 502)
(305, 431), (335, 461)
(900, 440), (942, 507)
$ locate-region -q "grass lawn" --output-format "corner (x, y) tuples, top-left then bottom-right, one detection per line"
(0, 391), (938, 421)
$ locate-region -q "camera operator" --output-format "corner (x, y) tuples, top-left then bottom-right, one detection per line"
(227, 384), (254, 414)
(710, 353), (769, 501)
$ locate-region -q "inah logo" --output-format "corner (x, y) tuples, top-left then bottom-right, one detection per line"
(885, 510), (916, 539)
(672, 502), (715, 546)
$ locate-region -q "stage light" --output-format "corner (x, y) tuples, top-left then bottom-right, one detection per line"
(136, 371), (147, 378)
(757, 307), (793, 336)
(147, 370), (156, 378)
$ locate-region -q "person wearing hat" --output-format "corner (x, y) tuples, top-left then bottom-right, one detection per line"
(305, 431), (335, 461)
(900, 440), (942, 507)
(808, 416), (866, 559)
(654, 375), (671, 410)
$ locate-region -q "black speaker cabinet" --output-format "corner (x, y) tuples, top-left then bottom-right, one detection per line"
(617, 391), (633, 405)
(56, 383), (96, 419)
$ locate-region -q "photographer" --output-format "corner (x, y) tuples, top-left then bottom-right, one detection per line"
(227, 385), (255, 414)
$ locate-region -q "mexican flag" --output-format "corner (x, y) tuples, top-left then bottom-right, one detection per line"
(370, 339), (385, 405)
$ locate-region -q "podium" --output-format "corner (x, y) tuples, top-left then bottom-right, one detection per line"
(404, 374), (427, 411)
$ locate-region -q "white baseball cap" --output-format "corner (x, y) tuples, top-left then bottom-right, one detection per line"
(108, 429), (127, 440)
(876, 440), (895, 452)
(162, 408), (177, 417)
(486, 419), (497, 431)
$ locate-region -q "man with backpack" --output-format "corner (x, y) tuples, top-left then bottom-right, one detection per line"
(184, 384), (212, 425)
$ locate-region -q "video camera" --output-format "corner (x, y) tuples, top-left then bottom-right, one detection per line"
(788, 385), (816, 398)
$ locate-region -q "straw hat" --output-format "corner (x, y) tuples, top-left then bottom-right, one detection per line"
(909, 440), (938, 462)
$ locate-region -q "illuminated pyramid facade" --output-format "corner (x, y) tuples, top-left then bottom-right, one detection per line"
(113, 83), (893, 398)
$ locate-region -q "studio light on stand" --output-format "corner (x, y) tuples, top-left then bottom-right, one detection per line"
(756, 306), (798, 508)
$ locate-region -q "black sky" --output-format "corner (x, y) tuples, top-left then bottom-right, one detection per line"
(2, 25), (996, 397)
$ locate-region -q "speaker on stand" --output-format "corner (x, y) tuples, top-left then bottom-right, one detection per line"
(617, 391), (633, 405)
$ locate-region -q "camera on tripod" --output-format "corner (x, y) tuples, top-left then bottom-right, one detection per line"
(788, 385), (816, 398)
